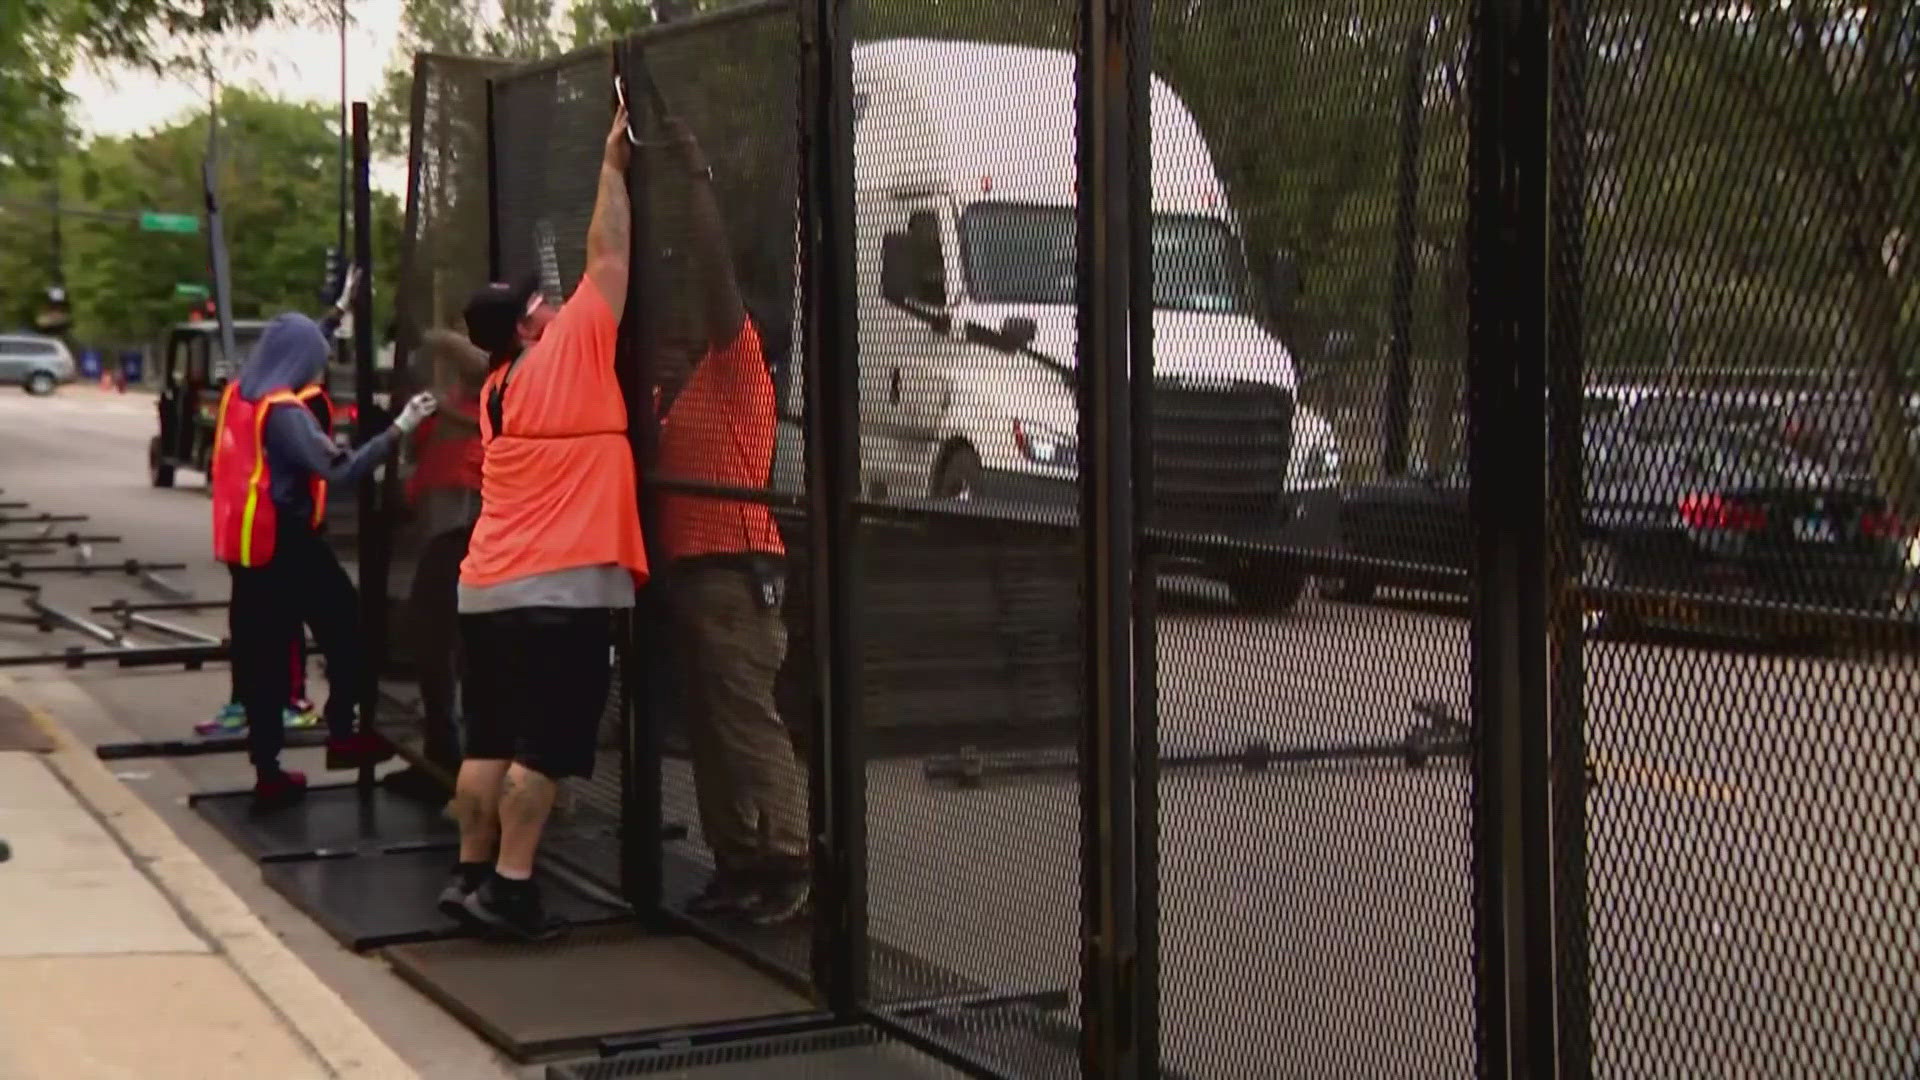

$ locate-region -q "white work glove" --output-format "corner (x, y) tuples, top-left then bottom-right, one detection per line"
(392, 391), (438, 434)
(332, 264), (361, 315)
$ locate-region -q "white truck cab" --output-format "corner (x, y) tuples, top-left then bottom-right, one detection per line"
(779, 39), (1340, 612)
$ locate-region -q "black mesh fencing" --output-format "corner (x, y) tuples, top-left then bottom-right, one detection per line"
(385, 0), (1920, 1075)
(1145, 6), (1478, 1076)
(1563, 5), (1920, 1077)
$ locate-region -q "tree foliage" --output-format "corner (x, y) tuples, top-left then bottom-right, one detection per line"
(0, 89), (401, 346)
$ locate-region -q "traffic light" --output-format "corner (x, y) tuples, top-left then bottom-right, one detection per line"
(33, 285), (71, 335)
(318, 246), (345, 306)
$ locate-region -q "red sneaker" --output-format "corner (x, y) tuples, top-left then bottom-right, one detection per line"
(325, 731), (395, 771)
(253, 770), (308, 808)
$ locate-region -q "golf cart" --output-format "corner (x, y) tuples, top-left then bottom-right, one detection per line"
(148, 320), (362, 487)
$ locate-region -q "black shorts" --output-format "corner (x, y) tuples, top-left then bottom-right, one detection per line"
(459, 607), (614, 779)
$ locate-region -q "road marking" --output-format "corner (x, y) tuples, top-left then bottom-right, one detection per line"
(1590, 751), (1743, 804)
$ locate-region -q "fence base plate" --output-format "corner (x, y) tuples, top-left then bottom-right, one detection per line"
(189, 781), (456, 861)
(386, 923), (813, 1060)
(263, 846), (624, 952)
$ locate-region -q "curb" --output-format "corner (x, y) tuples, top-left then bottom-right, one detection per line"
(22, 701), (421, 1080)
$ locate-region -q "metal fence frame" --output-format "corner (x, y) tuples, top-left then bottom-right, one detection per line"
(377, 0), (1920, 1074)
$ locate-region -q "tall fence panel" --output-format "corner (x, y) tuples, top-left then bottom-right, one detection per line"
(1144, 4), (1481, 1077)
(1566, 4), (1920, 1076)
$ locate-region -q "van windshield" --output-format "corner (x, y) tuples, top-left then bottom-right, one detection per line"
(960, 202), (1249, 314)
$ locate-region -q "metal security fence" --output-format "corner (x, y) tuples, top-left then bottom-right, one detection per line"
(365, 0), (1920, 1076)
(1565, 4), (1920, 1079)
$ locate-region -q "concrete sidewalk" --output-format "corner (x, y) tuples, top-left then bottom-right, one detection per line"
(0, 692), (416, 1080)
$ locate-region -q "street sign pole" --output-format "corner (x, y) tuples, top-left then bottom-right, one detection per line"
(204, 79), (239, 370)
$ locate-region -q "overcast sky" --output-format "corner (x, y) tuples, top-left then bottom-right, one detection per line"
(63, 0), (408, 188)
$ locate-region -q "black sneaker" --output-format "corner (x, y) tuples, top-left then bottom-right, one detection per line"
(437, 863), (489, 926)
(462, 876), (564, 943)
(748, 862), (811, 927)
(685, 868), (761, 917)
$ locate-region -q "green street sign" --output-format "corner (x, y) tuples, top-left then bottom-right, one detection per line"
(173, 283), (210, 299)
(139, 212), (200, 234)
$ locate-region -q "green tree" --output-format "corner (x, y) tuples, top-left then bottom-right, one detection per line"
(1592, 0), (1918, 515)
(47, 89), (401, 346)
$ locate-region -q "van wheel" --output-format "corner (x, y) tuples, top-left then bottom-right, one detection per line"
(25, 371), (55, 396)
(1227, 562), (1307, 615)
(149, 436), (175, 488)
(933, 444), (983, 501)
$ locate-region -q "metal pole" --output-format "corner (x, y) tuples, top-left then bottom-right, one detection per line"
(1383, 21), (1429, 477)
(485, 78), (502, 281)
(802, 0), (869, 1013)
(351, 101), (383, 793)
(1548, 0), (1593, 1073)
(339, 0), (349, 257)
(1466, 0), (1556, 1075)
(1076, 0), (1144, 1069)
(612, 42), (663, 917)
(205, 71), (239, 369)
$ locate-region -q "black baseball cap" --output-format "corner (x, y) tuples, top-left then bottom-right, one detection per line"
(462, 273), (542, 359)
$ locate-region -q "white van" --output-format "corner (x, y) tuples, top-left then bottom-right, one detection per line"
(779, 39), (1340, 612)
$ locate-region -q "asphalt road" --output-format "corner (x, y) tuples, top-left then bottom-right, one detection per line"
(3, 387), (1916, 1079)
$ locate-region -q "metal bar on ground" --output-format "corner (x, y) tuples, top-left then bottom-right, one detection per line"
(126, 613), (220, 645)
(0, 515), (86, 527)
(0, 641), (226, 670)
(26, 597), (130, 647)
(4, 560), (186, 578)
(595, 1011), (841, 1058)
(1466, 0), (1556, 1073)
(91, 599), (227, 616)
(0, 534), (118, 547)
(137, 570), (193, 599)
(800, 0), (869, 1014)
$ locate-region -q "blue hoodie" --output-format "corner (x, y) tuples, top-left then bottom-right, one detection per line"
(237, 313), (398, 526)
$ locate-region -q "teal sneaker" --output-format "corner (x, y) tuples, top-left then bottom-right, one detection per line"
(195, 701), (248, 738)
(283, 699), (323, 730)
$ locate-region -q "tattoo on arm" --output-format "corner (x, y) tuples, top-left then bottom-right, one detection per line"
(586, 163), (631, 321)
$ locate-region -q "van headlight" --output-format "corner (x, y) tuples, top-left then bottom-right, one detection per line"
(1014, 420), (1077, 470)
(1289, 430), (1341, 487)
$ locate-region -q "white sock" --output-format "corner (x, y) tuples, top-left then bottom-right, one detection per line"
(494, 864), (532, 881)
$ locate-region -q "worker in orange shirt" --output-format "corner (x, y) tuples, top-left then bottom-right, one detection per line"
(650, 120), (808, 926)
(439, 102), (647, 941)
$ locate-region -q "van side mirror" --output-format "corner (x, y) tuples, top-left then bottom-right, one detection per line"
(882, 232), (917, 305)
(1000, 316), (1037, 350)
(882, 215), (946, 308)
(1263, 248), (1300, 324)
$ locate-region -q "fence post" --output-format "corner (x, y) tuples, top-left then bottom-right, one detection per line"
(801, 0), (869, 1014)
(613, 41), (665, 919)
(1548, 0), (1593, 1073)
(485, 78), (501, 282)
(1466, 0), (1558, 1076)
(350, 100), (386, 790)
(1076, 0), (1149, 1071)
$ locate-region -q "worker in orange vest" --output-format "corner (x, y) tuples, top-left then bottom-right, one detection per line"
(210, 312), (438, 806)
(650, 119), (808, 926)
(439, 102), (648, 941)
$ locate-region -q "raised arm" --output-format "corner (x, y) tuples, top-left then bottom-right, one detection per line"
(585, 104), (633, 322)
(661, 120), (746, 349)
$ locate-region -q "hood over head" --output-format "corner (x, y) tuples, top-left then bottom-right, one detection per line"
(237, 313), (330, 400)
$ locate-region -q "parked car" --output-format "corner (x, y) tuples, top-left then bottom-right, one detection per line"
(1328, 422), (1912, 636)
(147, 321), (362, 488)
(1777, 391), (1920, 486)
(0, 333), (77, 395)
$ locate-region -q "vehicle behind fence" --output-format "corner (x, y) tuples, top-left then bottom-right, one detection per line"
(373, 1), (1920, 1075)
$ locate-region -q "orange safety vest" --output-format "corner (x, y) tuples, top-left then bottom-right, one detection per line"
(655, 321), (784, 562)
(211, 382), (331, 567)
